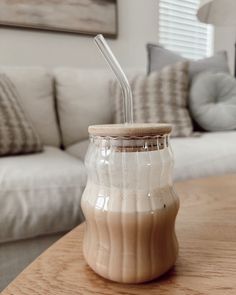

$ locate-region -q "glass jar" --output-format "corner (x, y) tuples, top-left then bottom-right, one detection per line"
(81, 124), (179, 283)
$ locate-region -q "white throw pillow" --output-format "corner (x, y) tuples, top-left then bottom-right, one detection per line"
(190, 72), (236, 131)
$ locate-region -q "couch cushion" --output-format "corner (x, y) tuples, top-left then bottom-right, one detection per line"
(54, 68), (144, 147)
(0, 147), (86, 244)
(0, 67), (60, 147)
(67, 132), (236, 181)
(54, 68), (113, 147)
(173, 131), (236, 181)
(67, 139), (89, 160)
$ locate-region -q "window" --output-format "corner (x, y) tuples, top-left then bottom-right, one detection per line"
(158, 0), (213, 60)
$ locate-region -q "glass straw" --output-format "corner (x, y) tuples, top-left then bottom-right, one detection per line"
(94, 34), (133, 124)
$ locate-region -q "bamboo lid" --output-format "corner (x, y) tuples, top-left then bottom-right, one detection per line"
(88, 123), (172, 137)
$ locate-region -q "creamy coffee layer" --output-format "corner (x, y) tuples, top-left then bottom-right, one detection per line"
(82, 186), (179, 283)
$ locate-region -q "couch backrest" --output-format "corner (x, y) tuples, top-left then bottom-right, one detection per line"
(54, 68), (113, 147)
(54, 68), (144, 147)
(0, 67), (60, 147)
(1, 66), (144, 149)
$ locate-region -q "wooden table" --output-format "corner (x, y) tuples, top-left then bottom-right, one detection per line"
(2, 175), (236, 295)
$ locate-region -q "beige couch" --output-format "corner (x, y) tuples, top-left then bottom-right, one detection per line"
(1, 67), (236, 290)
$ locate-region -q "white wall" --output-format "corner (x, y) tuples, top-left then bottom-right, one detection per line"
(0, 0), (158, 70)
(2, 0), (234, 73)
(214, 27), (236, 74)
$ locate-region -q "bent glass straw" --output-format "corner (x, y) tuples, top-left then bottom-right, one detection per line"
(94, 34), (133, 124)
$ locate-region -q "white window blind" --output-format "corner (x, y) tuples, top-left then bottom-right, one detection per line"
(158, 0), (213, 60)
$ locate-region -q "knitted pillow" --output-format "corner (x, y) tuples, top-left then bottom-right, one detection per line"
(0, 74), (43, 156)
(111, 61), (193, 137)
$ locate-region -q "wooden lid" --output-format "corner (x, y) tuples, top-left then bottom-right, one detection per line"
(88, 123), (172, 137)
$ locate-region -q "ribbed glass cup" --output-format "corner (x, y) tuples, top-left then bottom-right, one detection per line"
(81, 124), (179, 283)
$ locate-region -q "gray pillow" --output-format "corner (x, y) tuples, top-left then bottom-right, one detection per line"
(147, 44), (230, 80)
(190, 72), (236, 131)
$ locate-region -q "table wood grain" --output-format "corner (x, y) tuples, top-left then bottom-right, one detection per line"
(2, 175), (236, 295)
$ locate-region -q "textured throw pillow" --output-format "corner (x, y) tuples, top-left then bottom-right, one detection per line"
(147, 44), (230, 79)
(111, 61), (193, 137)
(0, 74), (43, 156)
(190, 72), (236, 131)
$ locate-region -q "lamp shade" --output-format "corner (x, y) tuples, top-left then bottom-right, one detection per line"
(197, 0), (236, 26)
